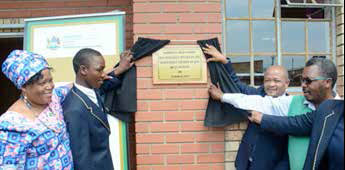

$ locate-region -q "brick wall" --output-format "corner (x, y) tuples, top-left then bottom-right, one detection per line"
(133, 0), (227, 169)
(0, 0), (133, 48)
(336, 1), (344, 97)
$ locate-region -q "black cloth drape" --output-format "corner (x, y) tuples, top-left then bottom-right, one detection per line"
(197, 38), (249, 127)
(131, 37), (171, 61)
(104, 37), (170, 122)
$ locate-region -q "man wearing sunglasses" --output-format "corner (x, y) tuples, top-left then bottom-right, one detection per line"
(208, 56), (341, 170)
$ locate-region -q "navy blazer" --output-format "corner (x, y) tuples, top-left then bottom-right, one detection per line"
(224, 60), (289, 170)
(63, 76), (121, 170)
(261, 99), (344, 170)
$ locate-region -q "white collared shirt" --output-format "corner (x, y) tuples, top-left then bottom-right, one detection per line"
(74, 83), (99, 107)
(221, 92), (342, 116)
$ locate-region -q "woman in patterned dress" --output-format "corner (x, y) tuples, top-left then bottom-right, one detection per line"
(0, 50), (73, 169)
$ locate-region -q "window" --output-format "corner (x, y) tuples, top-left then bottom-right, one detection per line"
(223, 0), (335, 89)
(280, 0), (329, 19)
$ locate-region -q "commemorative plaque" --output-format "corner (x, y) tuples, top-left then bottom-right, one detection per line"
(152, 45), (207, 84)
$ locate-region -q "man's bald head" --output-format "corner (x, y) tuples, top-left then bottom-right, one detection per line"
(265, 66), (289, 80)
(263, 65), (290, 97)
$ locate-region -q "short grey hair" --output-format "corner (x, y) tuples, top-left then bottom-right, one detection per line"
(306, 56), (337, 88)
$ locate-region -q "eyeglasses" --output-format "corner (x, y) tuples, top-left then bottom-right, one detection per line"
(312, 56), (326, 59)
(300, 76), (330, 85)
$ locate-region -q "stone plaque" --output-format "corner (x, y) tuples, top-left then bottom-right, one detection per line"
(153, 45), (207, 84)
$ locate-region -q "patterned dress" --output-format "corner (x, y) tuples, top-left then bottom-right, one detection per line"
(0, 88), (73, 170)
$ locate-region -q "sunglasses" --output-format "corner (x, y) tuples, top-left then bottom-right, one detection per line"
(300, 76), (330, 85)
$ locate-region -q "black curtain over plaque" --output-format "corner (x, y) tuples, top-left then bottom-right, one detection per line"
(131, 37), (171, 61)
(104, 37), (170, 122)
(197, 38), (249, 127)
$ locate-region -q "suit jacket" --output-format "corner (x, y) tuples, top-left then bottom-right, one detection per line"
(224, 61), (289, 170)
(63, 82), (120, 170)
(261, 99), (344, 170)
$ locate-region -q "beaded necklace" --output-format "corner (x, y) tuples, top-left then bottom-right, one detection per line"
(20, 95), (58, 131)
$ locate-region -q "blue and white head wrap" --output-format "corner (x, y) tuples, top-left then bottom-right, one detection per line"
(2, 50), (49, 89)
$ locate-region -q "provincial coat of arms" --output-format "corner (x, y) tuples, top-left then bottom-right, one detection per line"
(46, 36), (61, 50)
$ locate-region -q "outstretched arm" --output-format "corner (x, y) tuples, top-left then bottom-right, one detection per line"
(112, 50), (134, 77)
(100, 50), (134, 95)
(202, 44), (262, 95)
(208, 84), (292, 116)
(248, 110), (314, 136)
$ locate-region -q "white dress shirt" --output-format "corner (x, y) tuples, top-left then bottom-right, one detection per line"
(221, 92), (342, 116)
(74, 83), (99, 107)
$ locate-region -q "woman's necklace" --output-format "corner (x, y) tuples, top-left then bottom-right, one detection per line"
(20, 95), (32, 110)
(20, 95), (57, 130)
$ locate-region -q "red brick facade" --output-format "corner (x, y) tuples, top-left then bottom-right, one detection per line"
(133, 0), (226, 168)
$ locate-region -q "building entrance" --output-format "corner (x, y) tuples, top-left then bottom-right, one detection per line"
(0, 38), (22, 115)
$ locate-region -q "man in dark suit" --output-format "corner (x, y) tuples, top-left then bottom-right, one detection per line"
(249, 99), (344, 170)
(63, 48), (133, 170)
(202, 44), (290, 170)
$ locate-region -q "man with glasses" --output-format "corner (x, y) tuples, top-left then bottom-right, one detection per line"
(208, 56), (341, 170)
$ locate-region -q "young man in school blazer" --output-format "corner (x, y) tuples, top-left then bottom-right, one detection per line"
(63, 48), (133, 170)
